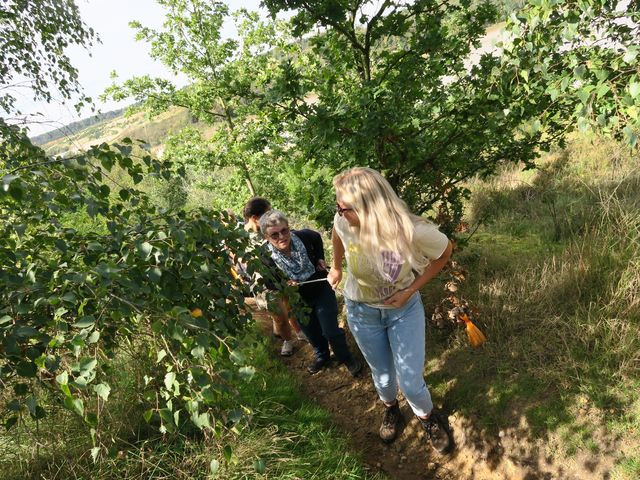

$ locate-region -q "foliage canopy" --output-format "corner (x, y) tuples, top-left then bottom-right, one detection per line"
(2, 0), (640, 455)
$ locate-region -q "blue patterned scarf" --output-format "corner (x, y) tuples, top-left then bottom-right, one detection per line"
(267, 233), (315, 282)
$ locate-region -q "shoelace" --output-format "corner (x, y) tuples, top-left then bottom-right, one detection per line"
(382, 406), (399, 426)
(421, 417), (437, 436)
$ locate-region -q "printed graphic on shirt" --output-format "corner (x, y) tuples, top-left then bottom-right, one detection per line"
(381, 250), (403, 283)
(333, 213), (448, 304)
(345, 241), (409, 302)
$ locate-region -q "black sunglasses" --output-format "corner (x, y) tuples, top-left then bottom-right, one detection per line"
(336, 204), (354, 216)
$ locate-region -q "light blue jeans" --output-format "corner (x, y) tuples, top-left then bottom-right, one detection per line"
(345, 292), (433, 417)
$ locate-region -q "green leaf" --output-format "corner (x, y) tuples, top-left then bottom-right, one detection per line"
(61, 292), (77, 303)
(15, 326), (38, 337)
(5, 416), (18, 430)
(228, 409), (242, 423)
(93, 383), (111, 401)
(223, 445), (232, 462)
(253, 458), (266, 474)
(238, 366), (255, 381)
(56, 371), (69, 385)
(192, 412), (211, 429)
(577, 117), (590, 133)
(87, 241), (103, 252)
(577, 86), (593, 104)
(156, 349), (167, 363)
(143, 409), (154, 423)
(138, 241), (153, 259)
(629, 82), (640, 99)
(229, 350), (245, 365)
(86, 412), (98, 427)
(87, 331), (100, 343)
(623, 125), (638, 147)
(158, 408), (175, 433)
(191, 346), (205, 359)
(164, 371), (176, 391)
(14, 383), (29, 396)
(16, 361), (37, 378)
(26, 396), (37, 416)
(210, 459), (220, 476)
(60, 383), (72, 398)
(14, 223), (27, 238)
(64, 396), (84, 417)
(173, 410), (180, 426)
(148, 267), (162, 282)
(73, 316), (95, 328)
(573, 65), (586, 79)
(596, 84), (610, 99)
(623, 47), (638, 64)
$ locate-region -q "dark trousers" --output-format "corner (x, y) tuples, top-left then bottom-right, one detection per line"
(300, 285), (353, 363)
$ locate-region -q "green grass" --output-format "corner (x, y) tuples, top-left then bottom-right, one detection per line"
(1, 336), (383, 480)
(612, 455), (640, 480)
(422, 133), (640, 468)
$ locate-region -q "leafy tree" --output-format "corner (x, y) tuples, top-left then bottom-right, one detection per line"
(251, 0), (571, 229)
(0, 0), (282, 448)
(0, 138), (268, 437)
(500, 0), (640, 147)
(0, 0), (95, 133)
(102, 1), (297, 198)
(106, 0), (639, 232)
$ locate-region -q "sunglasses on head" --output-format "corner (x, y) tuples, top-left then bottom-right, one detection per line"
(336, 204), (354, 216)
(268, 226), (290, 240)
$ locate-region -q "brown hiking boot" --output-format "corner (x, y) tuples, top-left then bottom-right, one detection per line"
(419, 410), (454, 454)
(379, 402), (401, 443)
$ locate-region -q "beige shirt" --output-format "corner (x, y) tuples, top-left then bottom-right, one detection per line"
(333, 214), (448, 306)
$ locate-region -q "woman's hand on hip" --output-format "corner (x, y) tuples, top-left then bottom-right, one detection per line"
(327, 268), (342, 290)
(383, 288), (415, 308)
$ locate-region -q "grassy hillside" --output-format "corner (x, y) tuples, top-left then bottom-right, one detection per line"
(40, 106), (213, 158)
(422, 133), (640, 479)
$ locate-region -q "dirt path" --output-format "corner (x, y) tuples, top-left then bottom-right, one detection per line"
(248, 301), (615, 480)
(249, 301), (482, 480)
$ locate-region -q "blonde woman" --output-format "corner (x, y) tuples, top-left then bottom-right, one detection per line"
(327, 167), (454, 453)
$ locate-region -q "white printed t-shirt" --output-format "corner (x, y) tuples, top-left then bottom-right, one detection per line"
(333, 213), (449, 307)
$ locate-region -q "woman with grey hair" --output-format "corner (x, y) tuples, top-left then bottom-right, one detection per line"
(260, 210), (362, 376)
(242, 197), (307, 356)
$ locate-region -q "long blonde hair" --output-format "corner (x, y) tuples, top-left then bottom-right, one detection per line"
(333, 167), (430, 274)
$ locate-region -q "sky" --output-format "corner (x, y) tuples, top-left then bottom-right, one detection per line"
(18, 0), (265, 137)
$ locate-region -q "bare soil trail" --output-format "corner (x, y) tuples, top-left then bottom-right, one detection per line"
(248, 300), (617, 480)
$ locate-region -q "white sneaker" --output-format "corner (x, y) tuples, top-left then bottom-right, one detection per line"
(280, 340), (294, 356)
(296, 331), (309, 343)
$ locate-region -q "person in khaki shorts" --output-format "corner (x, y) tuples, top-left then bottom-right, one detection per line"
(242, 197), (307, 356)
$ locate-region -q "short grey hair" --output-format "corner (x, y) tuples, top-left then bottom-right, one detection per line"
(259, 209), (289, 233)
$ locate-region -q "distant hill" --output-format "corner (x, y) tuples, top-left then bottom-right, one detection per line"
(37, 106), (213, 158)
(30, 107), (129, 146)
